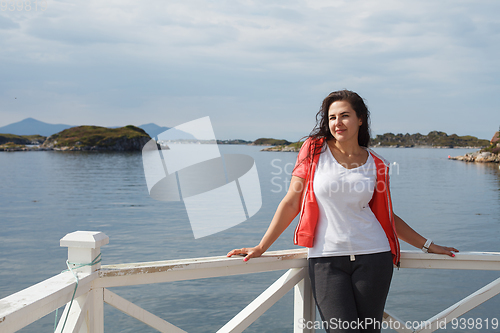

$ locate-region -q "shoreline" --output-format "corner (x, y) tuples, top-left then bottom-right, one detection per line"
(449, 151), (500, 163)
(261, 145), (487, 152)
(0, 146), (143, 152)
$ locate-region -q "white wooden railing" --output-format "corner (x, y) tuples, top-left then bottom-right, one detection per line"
(0, 231), (499, 333)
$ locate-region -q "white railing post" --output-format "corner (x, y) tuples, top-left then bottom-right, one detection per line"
(59, 231), (109, 333)
(60, 231), (109, 274)
(294, 275), (316, 333)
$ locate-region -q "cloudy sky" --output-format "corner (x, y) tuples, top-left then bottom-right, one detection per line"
(1, 0), (499, 141)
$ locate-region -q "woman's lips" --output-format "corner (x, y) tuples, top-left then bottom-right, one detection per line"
(336, 129), (346, 134)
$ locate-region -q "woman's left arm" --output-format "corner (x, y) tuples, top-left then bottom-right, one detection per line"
(394, 213), (459, 257)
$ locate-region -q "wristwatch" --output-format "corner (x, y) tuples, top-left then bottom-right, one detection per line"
(421, 239), (433, 253)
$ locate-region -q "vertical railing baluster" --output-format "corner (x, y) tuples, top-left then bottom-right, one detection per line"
(294, 275), (316, 333)
(92, 287), (105, 333)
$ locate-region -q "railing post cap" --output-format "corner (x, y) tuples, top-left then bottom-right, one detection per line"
(60, 231), (109, 249)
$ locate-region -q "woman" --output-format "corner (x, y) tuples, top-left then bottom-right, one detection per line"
(227, 90), (458, 333)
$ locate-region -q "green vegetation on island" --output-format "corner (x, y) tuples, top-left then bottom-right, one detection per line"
(217, 139), (252, 145)
(0, 142), (30, 150)
(252, 138), (291, 146)
(0, 126), (151, 151)
(372, 131), (490, 148)
(0, 134), (46, 146)
(0, 134), (47, 151)
(42, 125), (150, 151)
(260, 141), (304, 152)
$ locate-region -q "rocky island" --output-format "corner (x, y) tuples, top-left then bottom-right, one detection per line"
(252, 138), (292, 146)
(449, 131), (500, 163)
(371, 131), (489, 148)
(0, 134), (46, 150)
(261, 131), (491, 152)
(261, 141), (303, 152)
(0, 125), (151, 151)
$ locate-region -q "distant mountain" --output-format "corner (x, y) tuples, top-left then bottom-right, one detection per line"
(0, 118), (73, 136)
(138, 123), (198, 141)
(138, 123), (171, 139)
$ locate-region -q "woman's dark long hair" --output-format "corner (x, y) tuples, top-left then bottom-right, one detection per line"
(310, 89), (371, 147)
(294, 90), (372, 174)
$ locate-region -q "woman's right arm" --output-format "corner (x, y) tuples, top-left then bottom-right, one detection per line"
(226, 175), (306, 261)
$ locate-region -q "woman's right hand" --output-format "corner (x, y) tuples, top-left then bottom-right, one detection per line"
(226, 176), (306, 262)
(226, 246), (264, 262)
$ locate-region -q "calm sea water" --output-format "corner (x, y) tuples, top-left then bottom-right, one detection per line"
(1, 146), (499, 332)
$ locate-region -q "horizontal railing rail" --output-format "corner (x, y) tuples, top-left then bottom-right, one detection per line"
(96, 248), (308, 288)
(0, 271), (98, 333)
(0, 231), (499, 333)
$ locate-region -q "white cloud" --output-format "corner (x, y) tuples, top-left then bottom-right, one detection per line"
(0, 0), (499, 139)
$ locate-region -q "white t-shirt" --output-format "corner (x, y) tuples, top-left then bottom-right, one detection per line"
(308, 146), (391, 258)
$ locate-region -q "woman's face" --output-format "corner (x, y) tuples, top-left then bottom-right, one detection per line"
(328, 100), (362, 144)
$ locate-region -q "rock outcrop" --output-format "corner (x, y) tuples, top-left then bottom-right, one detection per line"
(261, 145), (300, 152)
(449, 151), (500, 163)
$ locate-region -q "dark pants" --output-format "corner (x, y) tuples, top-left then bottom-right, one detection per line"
(308, 251), (394, 333)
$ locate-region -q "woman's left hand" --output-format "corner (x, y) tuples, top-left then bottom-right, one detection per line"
(428, 243), (459, 257)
